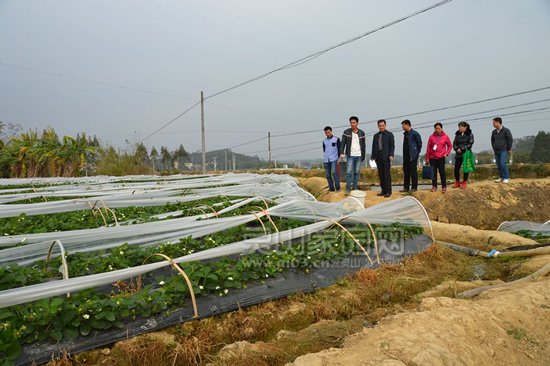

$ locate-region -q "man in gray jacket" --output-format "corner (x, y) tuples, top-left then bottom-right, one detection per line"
(491, 117), (513, 183)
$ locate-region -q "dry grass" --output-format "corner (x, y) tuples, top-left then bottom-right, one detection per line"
(61, 244), (526, 366)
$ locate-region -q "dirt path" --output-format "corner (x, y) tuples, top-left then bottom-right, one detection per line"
(290, 275), (550, 366)
(299, 177), (550, 230)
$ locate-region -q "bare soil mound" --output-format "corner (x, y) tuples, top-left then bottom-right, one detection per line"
(299, 177), (550, 230)
(290, 276), (550, 366)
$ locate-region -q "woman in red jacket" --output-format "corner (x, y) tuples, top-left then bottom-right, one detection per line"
(426, 123), (452, 193)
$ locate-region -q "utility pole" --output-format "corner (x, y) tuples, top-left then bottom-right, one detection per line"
(213, 156), (217, 171)
(232, 153), (236, 171)
(224, 149), (228, 171)
(201, 91), (206, 174)
(268, 131), (272, 167)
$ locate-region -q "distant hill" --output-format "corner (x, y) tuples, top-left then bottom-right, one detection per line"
(184, 149), (268, 170)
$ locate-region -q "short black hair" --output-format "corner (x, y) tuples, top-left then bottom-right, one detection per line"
(324, 126), (332, 131)
(349, 116), (359, 123)
(493, 117), (503, 124)
(434, 122), (443, 129)
(401, 119), (411, 126)
(377, 119), (386, 126)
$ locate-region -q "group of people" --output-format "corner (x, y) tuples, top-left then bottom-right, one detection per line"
(322, 116), (513, 196)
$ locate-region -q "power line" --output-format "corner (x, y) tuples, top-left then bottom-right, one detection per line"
(270, 86), (550, 138)
(204, 0), (453, 100)
(225, 95), (550, 154)
(0, 61), (196, 101)
(274, 146), (319, 158)
(390, 105), (550, 134)
(225, 136), (268, 150)
(143, 0), (453, 142)
(383, 86), (550, 121)
(0, 61), (308, 129)
(387, 97), (550, 132)
(140, 101), (200, 142)
(241, 140), (321, 155)
(257, 106), (550, 159)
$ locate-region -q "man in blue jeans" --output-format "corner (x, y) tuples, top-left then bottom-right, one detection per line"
(491, 117), (513, 183)
(340, 116), (366, 192)
(322, 126), (341, 191)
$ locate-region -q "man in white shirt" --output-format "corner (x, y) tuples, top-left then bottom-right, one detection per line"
(340, 116), (366, 192)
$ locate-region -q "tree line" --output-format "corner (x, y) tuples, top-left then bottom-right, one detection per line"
(0, 122), (194, 177)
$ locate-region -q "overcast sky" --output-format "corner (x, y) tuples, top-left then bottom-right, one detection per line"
(1, 0), (549, 161)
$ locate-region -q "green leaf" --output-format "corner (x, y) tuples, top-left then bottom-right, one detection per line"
(50, 329), (63, 341)
(105, 312), (116, 322)
(60, 310), (76, 325)
(6, 342), (21, 360)
(90, 319), (109, 330)
(79, 324), (91, 336)
(206, 273), (218, 281)
(50, 297), (64, 308)
(63, 326), (79, 340)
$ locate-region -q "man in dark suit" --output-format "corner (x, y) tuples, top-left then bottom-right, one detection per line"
(371, 119), (395, 198)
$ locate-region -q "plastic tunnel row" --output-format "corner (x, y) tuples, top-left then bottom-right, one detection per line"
(0, 173), (433, 365)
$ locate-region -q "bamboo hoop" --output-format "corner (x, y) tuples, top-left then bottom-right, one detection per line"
(187, 207), (208, 217)
(100, 206), (119, 226)
(324, 219), (374, 265)
(256, 196), (271, 211)
(352, 217), (380, 264)
(252, 213), (268, 236)
(44, 240), (71, 298)
(407, 196), (435, 244)
(249, 205), (279, 233)
(87, 201), (108, 226)
(137, 253), (198, 318)
(201, 204), (219, 217)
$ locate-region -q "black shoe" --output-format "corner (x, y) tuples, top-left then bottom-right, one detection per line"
(384, 193), (392, 198)
(376, 192), (385, 197)
(328, 188), (335, 192)
(399, 189), (409, 193)
(411, 188), (418, 192)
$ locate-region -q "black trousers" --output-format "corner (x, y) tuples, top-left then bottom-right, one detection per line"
(454, 156), (469, 181)
(376, 157), (392, 194)
(430, 158), (447, 188)
(403, 157), (418, 190)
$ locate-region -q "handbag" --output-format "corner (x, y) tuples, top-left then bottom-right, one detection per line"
(422, 165), (433, 179)
(463, 148), (476, 173)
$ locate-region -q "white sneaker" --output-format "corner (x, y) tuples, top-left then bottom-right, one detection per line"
(502, 179), (509, 183)
(494, 178), (502, 183)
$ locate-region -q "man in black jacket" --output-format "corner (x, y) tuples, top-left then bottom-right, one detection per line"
(400, 119), (422, 193)
(371, 119), (395, 197)
(340, 116), (366, 192)
(491, 117), (513, 183)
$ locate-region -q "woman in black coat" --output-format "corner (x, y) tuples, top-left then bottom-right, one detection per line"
(453, 121), (474, 189)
